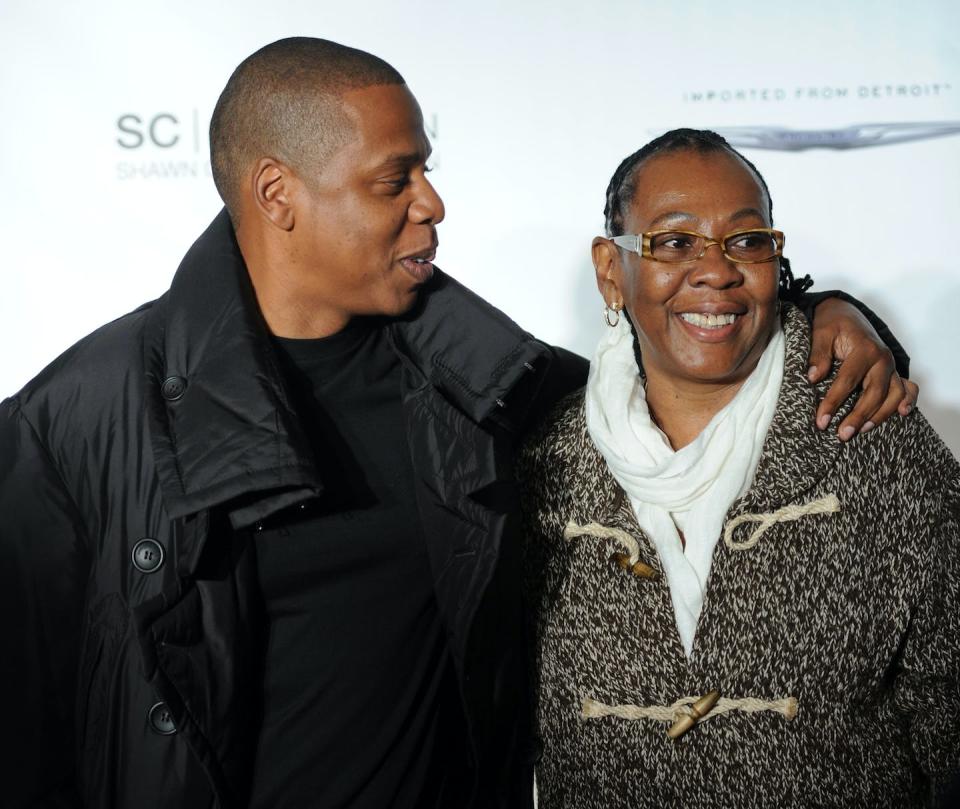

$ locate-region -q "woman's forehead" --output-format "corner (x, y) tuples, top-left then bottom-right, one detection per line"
(625, 149), (770, 227)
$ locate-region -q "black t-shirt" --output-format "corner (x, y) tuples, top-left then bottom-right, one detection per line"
(249, 319), (468, 809)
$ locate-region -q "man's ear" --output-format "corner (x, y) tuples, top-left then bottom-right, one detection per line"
(592, 236), (623, 307)
(251, 157), (296, 231)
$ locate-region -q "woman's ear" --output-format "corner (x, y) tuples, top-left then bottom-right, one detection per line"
(592, 237), (623, 307)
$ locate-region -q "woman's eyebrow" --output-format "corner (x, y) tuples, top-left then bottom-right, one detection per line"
(645, 207), (767, 230)
(730, 207), (766, 222)
(648, 211), (696, 229)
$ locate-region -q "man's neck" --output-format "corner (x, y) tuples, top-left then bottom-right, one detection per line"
(237, 224), (351, 339)
(253, 283), (352, 338)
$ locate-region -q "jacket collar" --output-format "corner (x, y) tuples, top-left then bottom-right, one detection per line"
(737, 304), (849, 513)
(145, 210), (552, 527)
(144, 210), (321, 528)
(390, 270), (553, 431)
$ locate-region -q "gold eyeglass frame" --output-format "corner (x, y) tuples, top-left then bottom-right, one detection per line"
(610, 227), (785, 264)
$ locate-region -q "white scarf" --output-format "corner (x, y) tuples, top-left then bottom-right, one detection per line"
(585, 316), (784, 657)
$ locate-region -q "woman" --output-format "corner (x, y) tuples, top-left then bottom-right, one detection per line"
(520, 129), (960, 808)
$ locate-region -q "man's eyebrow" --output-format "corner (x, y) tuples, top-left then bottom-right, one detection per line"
(376, 146), (433, 169)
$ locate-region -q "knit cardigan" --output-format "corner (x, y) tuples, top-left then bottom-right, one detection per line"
(519, 305), (960, 808)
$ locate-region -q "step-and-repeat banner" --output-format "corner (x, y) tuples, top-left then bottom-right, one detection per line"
(2, 0), (958, 452)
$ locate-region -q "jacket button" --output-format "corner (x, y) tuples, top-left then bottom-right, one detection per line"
(148, 701), (177, 735)
(667, 689), (720, 740)
(610, 552), (658, 580)
(132, 538), (164, 573)
(161, 376), (187, 401)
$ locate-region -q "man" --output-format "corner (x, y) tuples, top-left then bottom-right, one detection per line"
(0, 38), (913, 808)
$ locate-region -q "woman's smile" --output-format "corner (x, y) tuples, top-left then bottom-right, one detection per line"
(675, 303), (749, 342)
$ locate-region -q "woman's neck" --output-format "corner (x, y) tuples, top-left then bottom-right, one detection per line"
(644, 371), (746, 450)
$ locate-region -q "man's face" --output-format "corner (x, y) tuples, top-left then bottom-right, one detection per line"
(288, 83), (444, 327)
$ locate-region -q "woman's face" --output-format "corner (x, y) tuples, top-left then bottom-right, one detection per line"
(596, 149), (780, 389)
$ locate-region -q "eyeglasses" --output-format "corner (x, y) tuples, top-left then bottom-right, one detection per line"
(610, 228), (785, 265)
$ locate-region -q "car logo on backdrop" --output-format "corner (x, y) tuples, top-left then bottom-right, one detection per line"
(710, 121), (960, 151)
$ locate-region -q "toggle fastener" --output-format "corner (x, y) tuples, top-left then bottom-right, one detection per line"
(610, 552), (658, 580)
(667, 690), (721, 740)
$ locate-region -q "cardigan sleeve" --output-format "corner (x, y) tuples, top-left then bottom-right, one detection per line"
(0, 397), (89, 808)
(891, 434), (960, 802)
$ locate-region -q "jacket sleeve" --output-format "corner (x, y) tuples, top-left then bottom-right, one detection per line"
(892, 434), (960, 803)
(777, 258), (910, 378)
(0, 397), (88, 808)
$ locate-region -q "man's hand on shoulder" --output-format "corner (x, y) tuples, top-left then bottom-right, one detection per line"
(807, 297), (919, 441)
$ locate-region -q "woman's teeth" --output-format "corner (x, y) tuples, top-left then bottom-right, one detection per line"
(680, 312), (738, 328)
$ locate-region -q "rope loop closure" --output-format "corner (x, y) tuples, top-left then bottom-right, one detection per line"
(582, 692), (799, 740)
(723, 494), (840, 551)
(564, 520), (660, 580)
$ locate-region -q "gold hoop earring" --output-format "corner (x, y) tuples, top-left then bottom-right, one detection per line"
(604, 302), (622, 328)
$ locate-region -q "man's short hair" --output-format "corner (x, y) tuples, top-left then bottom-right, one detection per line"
(210, 37), (405, 221)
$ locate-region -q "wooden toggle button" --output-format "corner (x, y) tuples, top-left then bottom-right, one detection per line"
(610, 552), (658, 580)
(667, 690), (721, 740)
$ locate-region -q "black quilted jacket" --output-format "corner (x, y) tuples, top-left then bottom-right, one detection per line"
(0, 210), (587, 809)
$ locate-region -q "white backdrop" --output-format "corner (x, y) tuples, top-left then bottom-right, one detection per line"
(2, 0), (958, 453)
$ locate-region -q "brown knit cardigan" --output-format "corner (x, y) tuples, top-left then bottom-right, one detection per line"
(519, 305), (960, 808)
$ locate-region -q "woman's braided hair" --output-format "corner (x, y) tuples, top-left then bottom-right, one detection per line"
(602, 128), (811, 300)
